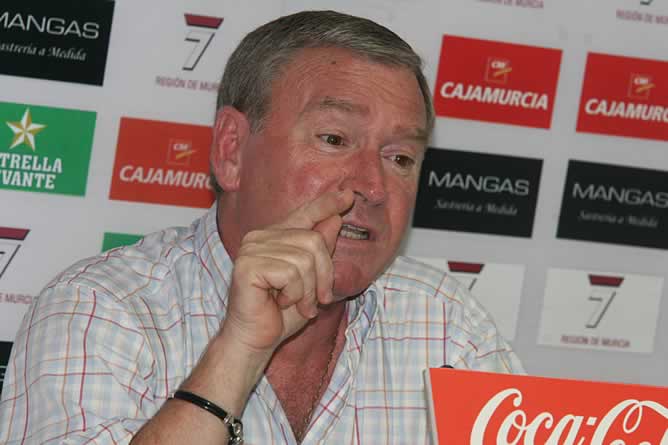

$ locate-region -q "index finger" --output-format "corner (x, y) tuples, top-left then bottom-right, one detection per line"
(273, 189), (354, 230)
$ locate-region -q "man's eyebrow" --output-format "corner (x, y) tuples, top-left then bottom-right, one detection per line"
(301, 96), (429, 144)
(301, 96), (369, 116)
(397, 126), (430, 145)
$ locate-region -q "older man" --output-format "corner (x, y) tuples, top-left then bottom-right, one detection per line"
(0, 10), (522, 445)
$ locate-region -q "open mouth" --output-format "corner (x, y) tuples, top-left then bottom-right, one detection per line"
(339, 223), (370, 240)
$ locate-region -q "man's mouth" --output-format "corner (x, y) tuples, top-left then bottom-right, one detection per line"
(338, 223), (370, 240)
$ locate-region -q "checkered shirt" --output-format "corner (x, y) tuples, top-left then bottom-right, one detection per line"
(0, 205), (523, 444)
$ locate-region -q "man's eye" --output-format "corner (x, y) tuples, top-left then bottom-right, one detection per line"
(320, 134), (343, 146)
(391, 155), (415, 169)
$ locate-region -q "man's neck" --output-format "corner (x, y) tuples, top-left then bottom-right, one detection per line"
(269, 300), (347, 366)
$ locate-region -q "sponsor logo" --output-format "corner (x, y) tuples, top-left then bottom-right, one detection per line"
(427, 369), (668, 445)
(585, 274), (624, 329)
(101, 232), (142, 252)
(0, 227), (29, 280)
(183, 14), (224, 71)
(433, 35), (561, 128)
(109, 117), (214, 208)
(539, 268), (663, 353)
(0, 2), (115, 85)
(628, 73), (654, 100)
(557, 160), (668, 249)
(477, 0), (544, 9)
(413, 148), (542, 238)
(415, 257), (523, 340)
(484, 57), (511, 84)
(154, 12), (223, 93)
(0, 341), (12, 393)
(0, 102), (96, 196)
(577, 53), (668, 141)
(0, 292), (34, 306)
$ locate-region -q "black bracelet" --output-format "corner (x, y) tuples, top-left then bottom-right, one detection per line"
(171, 390), (244, 444)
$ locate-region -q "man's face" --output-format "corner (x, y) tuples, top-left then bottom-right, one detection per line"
(226, 47), (428, 299)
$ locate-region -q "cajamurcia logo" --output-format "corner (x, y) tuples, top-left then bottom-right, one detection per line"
(0, 2), (115, 85)
(484, 57), (511, 85)
(0, 102), (96, 196)
(109, 117), (214, 208)
(578, 53), (668, 141)
(433, 35), (561, 129)
(628, 73), (654, 100)
(0, 227), (29, 280)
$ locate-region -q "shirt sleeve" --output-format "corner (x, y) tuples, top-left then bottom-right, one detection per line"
(0, 283), (160, 444)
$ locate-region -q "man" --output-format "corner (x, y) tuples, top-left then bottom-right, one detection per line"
(0, 10), (522, 444)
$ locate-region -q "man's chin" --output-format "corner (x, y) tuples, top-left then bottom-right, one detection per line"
(331, 261), (381, 301)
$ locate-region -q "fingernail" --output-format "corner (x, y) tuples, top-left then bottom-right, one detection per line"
(309, 306), (319, 318)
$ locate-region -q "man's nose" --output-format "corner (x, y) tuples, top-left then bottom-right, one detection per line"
(341, 150), (387, 206)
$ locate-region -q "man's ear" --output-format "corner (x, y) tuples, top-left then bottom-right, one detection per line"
(210, 106), (250, 192)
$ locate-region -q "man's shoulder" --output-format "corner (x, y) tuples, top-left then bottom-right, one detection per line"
(45, 223), (198, 299)
(377, 256), (495, 324)
(379, 256), (460, 301)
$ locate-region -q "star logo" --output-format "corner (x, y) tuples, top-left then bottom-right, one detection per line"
(6, 108), (46, 151)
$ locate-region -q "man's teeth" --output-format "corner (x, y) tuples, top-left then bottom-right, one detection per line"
(339, 223), (370, 240)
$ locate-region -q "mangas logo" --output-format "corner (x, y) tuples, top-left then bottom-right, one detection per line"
(109, 117), (215, 208)
(428, 171), (530, 196)
(557, 160), (668, 250)
(577, 53), (668, 141)
(571, 183), (668, 208)
(0, 2), (115, 85)
(0, 102), (95, 196)
(413, 148), (542, 238)
(433, 35), (562, 129)
(0, 11), (100, 39)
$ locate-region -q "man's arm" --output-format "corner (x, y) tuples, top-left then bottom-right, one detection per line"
(132, 189), (354, 444)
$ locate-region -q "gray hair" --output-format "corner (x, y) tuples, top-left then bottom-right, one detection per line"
(210, 10), (434, 194)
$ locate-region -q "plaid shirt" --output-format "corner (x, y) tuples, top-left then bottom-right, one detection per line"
(0, 206), (523, 444)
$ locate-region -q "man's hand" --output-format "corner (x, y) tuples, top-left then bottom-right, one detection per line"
(222, 189), (354, 354)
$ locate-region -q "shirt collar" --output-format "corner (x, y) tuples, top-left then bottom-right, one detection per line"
(193, 202), (235, 315)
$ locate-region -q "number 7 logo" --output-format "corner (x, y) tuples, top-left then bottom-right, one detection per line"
(585, 274), (624, 329)
(183, 14), (224, 72)
(0, 227), (30, 280)
(448, 261), (485, 291)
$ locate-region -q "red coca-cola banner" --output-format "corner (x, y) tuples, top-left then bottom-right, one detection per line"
(426, 369), (668, 444)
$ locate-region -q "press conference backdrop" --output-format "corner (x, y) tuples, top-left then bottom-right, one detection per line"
(1, 0), (667, 392)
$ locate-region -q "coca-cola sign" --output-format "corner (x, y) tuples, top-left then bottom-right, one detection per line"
(426, 369), (668, 444)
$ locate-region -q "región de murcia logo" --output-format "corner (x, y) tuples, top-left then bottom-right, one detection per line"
(183, 13), (223, 71)
(0, 226), (29, 280)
